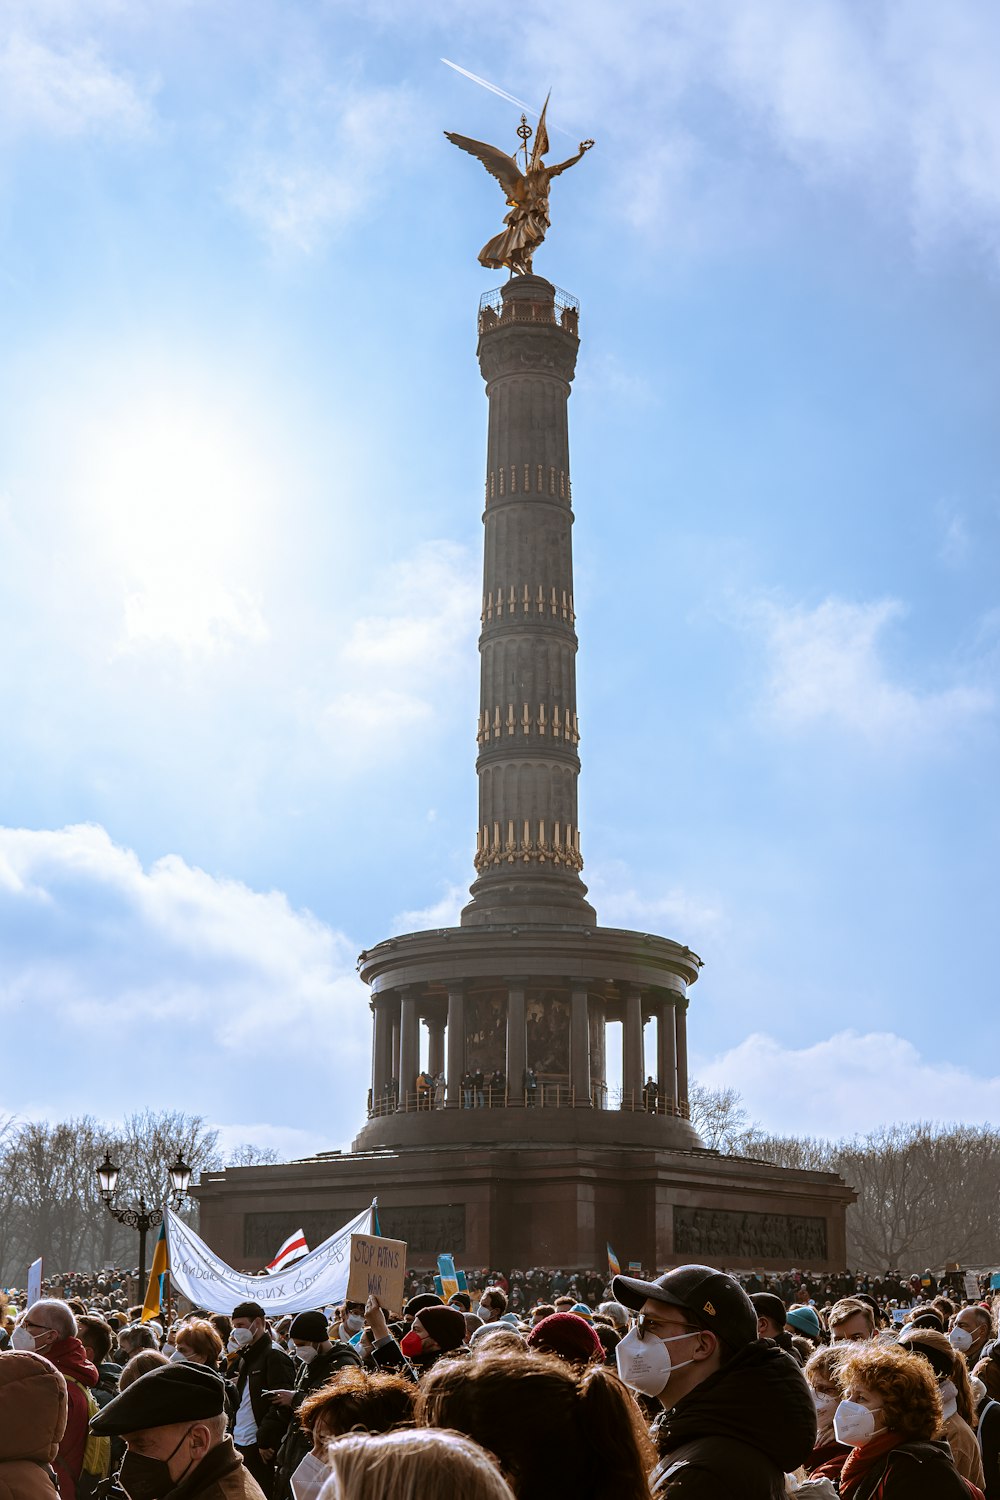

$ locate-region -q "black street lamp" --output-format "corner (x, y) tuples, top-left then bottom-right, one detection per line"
(96, 1148), (192, 1297)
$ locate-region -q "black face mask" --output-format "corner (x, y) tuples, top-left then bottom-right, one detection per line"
(119, 1428), (194, 1499)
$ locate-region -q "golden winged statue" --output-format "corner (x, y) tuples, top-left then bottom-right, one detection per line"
(445, 96), (594, 276)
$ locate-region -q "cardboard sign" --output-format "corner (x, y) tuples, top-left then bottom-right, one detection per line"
(347, 1233), (406, 1313)
(990, 1274), (1000, 1291)
(27, 1258), (42, 1307)
(964, 1272), (980, 1301)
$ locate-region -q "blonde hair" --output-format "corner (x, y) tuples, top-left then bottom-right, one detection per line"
(323, 1429), (515, 1500)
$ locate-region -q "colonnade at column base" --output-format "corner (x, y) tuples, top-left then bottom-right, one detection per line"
(357, 922), (702, 1154)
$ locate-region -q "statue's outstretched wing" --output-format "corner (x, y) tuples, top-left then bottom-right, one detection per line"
(444, 132), (524, 197)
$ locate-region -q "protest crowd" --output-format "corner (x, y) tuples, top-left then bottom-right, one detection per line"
(3, 1255), (1000, 1498)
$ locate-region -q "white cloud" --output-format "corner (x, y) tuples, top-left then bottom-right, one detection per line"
(507, 0), (1000, 258)
(745, 593), (992, 744)
(321, 540), (478, 761)
(938, 500), (971, 568)
(210, 1120), (327, 1163)
(694, 1029), (1000, 1139)
(230, 81), (425, 254)
(0, 823), (369, 1064)
(392, 882), (466, 932)
(585, 860), (722, 949)
(0, 31), (151, 138)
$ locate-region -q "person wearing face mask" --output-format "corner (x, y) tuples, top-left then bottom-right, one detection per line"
(834, 1342), (970, 1498)
(90, 1360), (265, 1499)
(476, 1287), (507, 1325)
(13, 1298), (100, 1500)
(952, 1306), (995, 1371)
(802, 1345), (851, 1486)
(227, 1301), (295, 1498)
(365, 1294), (468, 1380)
(900, 1328), (986, 1490)
(271, 1310), (361, 1500)
(610, 1263), (817, 1497)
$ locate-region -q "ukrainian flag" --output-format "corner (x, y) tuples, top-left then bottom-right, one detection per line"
(141, 1220), (169, 1323)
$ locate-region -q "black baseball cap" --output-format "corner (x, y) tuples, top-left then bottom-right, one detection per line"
(612, 1264), (758, 1350)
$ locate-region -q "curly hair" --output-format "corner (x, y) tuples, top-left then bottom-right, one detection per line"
(839, 1343), (943, 1443)
(297, 1367), (415, 1439)
(804, 1343), (850, 1393)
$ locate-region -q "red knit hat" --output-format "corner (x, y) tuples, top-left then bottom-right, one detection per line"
(526, 1312), (603, 1366)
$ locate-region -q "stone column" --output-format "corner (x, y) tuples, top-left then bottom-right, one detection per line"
(446, 985), (465, 1107)
(372, 995), (393, 1100)
(623, 984), (643, 1109)
(399, 989), (419, 1109)
(676, 1001), (690, 1116)
(658, 998), (678, 1113)
(570, 984), (591, 1106)
(390, 1005), (400, 1091)
(428, 1017), (446, 1079)
(506, 979), (526, 1103)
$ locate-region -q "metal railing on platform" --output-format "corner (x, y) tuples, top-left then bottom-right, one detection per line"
(478, 285), (580, 337)
(367, 1081), (690, 1120)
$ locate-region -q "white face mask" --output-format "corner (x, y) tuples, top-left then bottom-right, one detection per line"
(292, 1343), (319, 1365)
(949, 1327), (974, 1353)
(345, 1314), (364, 1334)
(812, 1390), (839, 1425)
(228, 1327), (253, 1351)
(939, 1379), (958, 1420)
(614, 1325), (697, 1398)
(169, 1348), (188, 1362)
(291, 1451), (329, 1500)
(475, 1303), (492, 1322)
(834, 1399), (882, 1446)
(11, 1326), (37, 1352)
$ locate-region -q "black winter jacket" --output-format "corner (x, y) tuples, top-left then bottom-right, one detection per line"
(842, 1439), (973, 1499)
(230, 1337), (296, 1456)
(650, 1339), (817, 1498)
(272, 1342), (362, 1498)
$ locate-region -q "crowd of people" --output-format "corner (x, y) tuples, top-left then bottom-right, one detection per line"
(1, 1258), (999, 1497)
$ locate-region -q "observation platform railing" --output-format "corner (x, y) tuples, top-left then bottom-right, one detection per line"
(367, 1083), (689, 1120)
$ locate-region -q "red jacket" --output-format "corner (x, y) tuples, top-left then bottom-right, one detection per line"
(45, 1336), (99, 1500)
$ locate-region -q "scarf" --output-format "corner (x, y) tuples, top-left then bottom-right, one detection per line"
(838, 1429), (904, 1499)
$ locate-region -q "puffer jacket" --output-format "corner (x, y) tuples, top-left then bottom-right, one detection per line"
(0, 1349), (69, 1500)
(650, 1339), (817, 1498)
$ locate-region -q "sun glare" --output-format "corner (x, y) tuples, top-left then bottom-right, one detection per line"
(81, 393), (271, 653)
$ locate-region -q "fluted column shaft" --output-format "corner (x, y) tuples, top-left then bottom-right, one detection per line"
(462, 277), (595, 928)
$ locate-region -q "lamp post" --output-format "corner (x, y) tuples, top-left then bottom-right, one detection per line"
(96, 1149), (193, 1297)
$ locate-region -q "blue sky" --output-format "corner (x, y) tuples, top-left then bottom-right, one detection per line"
(0, 0), (998, 1161)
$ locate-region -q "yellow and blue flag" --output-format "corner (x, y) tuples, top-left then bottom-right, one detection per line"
(607, 1243), (621, 1278)
(141, 1220), (169, 1323)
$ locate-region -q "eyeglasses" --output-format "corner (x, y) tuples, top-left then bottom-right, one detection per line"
(635, 1313), (701, 1341)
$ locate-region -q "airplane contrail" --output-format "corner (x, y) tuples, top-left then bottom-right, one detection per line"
(440, 59), (573, 136)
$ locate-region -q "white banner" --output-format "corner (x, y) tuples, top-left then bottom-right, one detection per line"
(164, 1202), (374, 1314)
(27, 1257), (42, 1305)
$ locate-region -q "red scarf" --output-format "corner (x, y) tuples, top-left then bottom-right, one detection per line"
(838, 1429), (904, 1499)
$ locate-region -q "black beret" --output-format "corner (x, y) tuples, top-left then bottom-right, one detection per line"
(289, 1311), (329, 1342)
(90, 1362), (225, 1435)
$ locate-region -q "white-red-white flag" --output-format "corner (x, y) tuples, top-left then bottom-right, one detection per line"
(266, 1228), (309, 1273)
